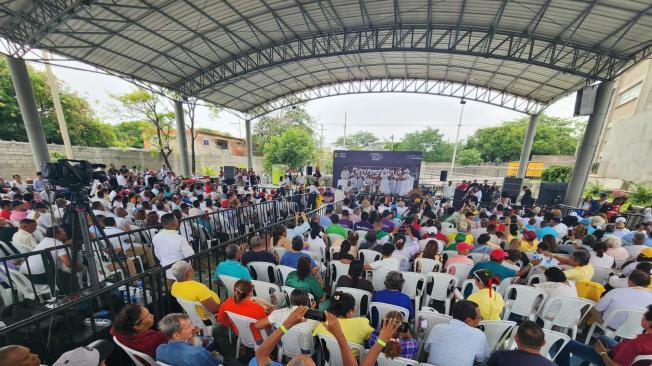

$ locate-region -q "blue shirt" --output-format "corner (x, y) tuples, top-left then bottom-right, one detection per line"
(156, 341), (220, 366)
(320, 215), (332, 228)
(469, 261), (516, 281)
(536, 227), (557, 240)
(280, 251), (316, 269)
(287, 221), (310, 241)
(372, 289), (414, 321)
(425, 319), (490, 366)
(213, 259), (252, 281)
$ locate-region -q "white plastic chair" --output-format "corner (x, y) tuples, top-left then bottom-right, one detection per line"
(176, 297), (219, 337)
(423, 272), (457, 314)
(503, 326), (570, 360)
(479, 320), (516, 351)
(538, 297), (594, 339)
(591, 267), (614, 285)
(358, 249), (381, 264)
(327, 233), (345, 245)
(442, 250), (457, 259)
(317, 334), (365, 366)
(372, 267), (392, 291)
(502, 284), (547, 321)
(632, 354), (652, 365)
(247, 261), (277, 283)
(6, 268), (51, 300)
(226, 311), (259, 354)
(376, 353), (418, 366)
(277, 324), (316, 362)
(272, 247), (287, 263)
(415, 307), (452, 354)
(113, 336), (158, 366)
(275, 265), (296, 285)
(414, 258), (442, 274)
(584, 308), (646, 344)
(336, 287), (372, 316)
(281, 285), (315, 304)
(329, 261), (350, 292)
(614, 259), (628, 270)
(447, 263), (472, 287)
(400, 271), (426, 311)
(460, 279), (480, 299)
(217, 274), (239, 297)
(370, 302), (410, 330)
(496, 277), (515, 298)
(527, 274), (547, 286)
(251, 280), (284, 307)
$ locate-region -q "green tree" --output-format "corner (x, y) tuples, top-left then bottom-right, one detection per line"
(0, 58), (116, 147)
(114, 121), (149, 148)
(395, 127), (454, 162)
(112, 89), (175, 167)
(541, 165), (573, 182)
(334, 131), (383, 150)
(263, 127), (316, 171)
(465, 114), (579, 162)
(253, 106), (314, 146)
(457, 148), (483, 165)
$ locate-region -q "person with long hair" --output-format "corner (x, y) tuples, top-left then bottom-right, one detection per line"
(333, 240), (355, 263)
(110, 304), (167, 359)
(589, 241), (615, 268)
(285, 257), (325, 304)
(368, 311), (418, 360)
(415, 240), (443, 272)
(467, 270), (505, 320)
(216, 280), (270, 340)
(312, 292), (373, 356)
(336, 260), (374, 293)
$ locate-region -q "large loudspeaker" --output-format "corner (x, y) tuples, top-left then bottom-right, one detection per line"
(538, 182), (569, 207)
(501, 177), (523, 203)
(223, 166), (236, 185)
(439, 170), (448, 182)
(306, 166), (313, 176)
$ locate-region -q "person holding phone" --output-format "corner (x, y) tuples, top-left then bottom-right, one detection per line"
(368, 311), (418, 360)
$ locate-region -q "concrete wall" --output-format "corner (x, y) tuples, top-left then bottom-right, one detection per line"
(0, 140), (264, 179)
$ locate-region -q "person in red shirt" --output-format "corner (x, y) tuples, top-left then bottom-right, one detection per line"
(110, 304), (168, 359)
(558, 304), (652, 366)
(0, 200), (11, 220)
(216, 280), (271, 340)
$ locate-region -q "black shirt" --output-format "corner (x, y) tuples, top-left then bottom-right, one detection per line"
(241, 250), (277, 267)
(487, 350), (556, 366)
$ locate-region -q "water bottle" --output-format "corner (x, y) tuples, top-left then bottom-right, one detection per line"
(136, 288), (144, 303)
(94, 310), (110, 318)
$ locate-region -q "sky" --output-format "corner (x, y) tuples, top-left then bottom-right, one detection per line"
(26, 55), (582, 147)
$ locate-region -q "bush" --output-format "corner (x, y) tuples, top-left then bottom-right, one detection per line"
(584, 181), (607, 197)
(541, 165), (572, 183)
(630, 182), (652, 206)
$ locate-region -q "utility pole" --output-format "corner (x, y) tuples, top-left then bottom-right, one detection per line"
(320, 123), (324, 150)
(343, 112), (347, 149)
(42, 50), (74, 159)
(450, 99), (466, 171)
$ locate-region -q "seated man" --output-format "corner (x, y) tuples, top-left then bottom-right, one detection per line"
(213, 243), (252, 281)
(557, 304), (652, 366)
(171, 261), (220, 318)
(325, 214), (348, 237)
(11, 218), (38, 253)
(156, 313), (222, 366)
(280, 236), (318, 271)
(468, 249), (517, 280)
(363, 243), (400, 272)
(590, 270), (652, 330)
(425, 300), (489, 366)
(487, 321), (555, 366)
(443, 242), (474, 271)
(241, 235), (277, 266)
(372, 271), (414, 321)
(0, 345), (41, 366)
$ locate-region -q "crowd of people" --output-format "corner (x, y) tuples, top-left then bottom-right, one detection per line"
(1, 167), (652, 366)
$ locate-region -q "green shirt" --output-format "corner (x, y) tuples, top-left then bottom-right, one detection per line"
(326, 224), (348, 237)
(285, 272), (324, 300)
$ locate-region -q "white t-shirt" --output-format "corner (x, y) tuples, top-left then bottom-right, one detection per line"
(590, 253), (615, 269)
(595, 287), (652, 329)
(267, 306), (319, 331)
(12, 229), (38, 253)
(20, 237), (68, 274)
(369, 257), (400, 271)
(152, 229), (195, 279)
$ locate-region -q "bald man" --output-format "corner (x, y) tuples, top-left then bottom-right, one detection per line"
(0, 345), (41, 366)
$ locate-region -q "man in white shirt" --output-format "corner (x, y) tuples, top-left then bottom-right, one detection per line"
(116, 172), (127, 187)
(39, 184), (56, 203)
(592, 269), (652, 329)
(364, 244), (400, 271)
(32, 172), (46, 192)
(443, 181), (455, 199)
(425, 300), (490, 366)
(11, 219), (39, 253)
(551, 217), (568, 238)
(153, 213), (195, 280)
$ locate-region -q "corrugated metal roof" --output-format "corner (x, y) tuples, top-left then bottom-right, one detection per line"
(1, 0), (650, 115)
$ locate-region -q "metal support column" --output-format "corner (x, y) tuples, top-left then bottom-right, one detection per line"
(245, 119), (253, 170)
(6, 56), (50, 170)
(564, 80), (614, 207)
(516, 114), (539, 178)
(173, 100), (191, 177)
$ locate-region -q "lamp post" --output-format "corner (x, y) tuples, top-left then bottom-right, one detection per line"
(450, 99), (466, 171)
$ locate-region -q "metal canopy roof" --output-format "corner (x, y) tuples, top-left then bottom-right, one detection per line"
(1, 0), (651, 116)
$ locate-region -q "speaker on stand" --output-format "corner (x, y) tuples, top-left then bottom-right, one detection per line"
(439, 170), (448, 182)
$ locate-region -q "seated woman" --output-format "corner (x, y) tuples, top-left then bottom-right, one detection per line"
(332, 240), (355, 263)
(368, 311), (418, 360)
(336, 260), (374, 293)
(534, 267), (578, 320)
(331, 232), (359, 258)
(217, 280), (271, 340)
(415, 240), (443, 272)
(285, 257), (326, 305)
(254, 288), (319, 332)
(467, 270), (504, 321)
(313, 292), (373, 357)
(111, 304), (168, 359)
(372, 271), (414, 321)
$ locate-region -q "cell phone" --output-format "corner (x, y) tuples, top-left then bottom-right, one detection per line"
(398, 322), (410, 333)
(304, 309), (326, 322)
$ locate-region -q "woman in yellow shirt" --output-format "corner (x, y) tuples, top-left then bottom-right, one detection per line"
(519, 230), (539, 253)
(313, 291), (373, 356)
(467, 270), (505, 320)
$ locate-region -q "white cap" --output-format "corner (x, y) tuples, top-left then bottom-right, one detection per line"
(615, 217), (627, 223)
(53, 347), (99, 366)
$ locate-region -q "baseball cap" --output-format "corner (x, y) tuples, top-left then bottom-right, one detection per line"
(580, 218), (591, 226)
(490, 249), (509, 260)
(614, 217), (627, 223)
(640, 247), (652, 259)
(455, 233), (467, 243)
(523, 230), (537, 241)
(53, 340), (113, 366)
(456, 242), (474, 252)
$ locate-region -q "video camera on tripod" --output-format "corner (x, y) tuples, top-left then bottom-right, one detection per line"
(41, 159), (108, 190)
